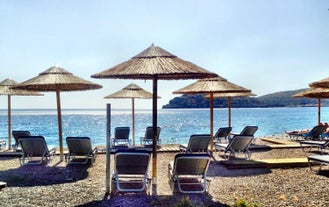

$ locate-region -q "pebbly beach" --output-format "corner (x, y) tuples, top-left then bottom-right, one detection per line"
(0, 137), (329, 207)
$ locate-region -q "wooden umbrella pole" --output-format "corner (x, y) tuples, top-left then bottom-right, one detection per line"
(210, 92), (214, 152)
(132, 98), (135, 145)
(228, 97), (231, 127)
(8, 95), (11, 150)
(56, 90), (64, 160)
(152, 76), (158, 188)
(318, 98), (321, 125)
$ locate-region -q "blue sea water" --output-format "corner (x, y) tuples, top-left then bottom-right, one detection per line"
(0, 107), (329, 148)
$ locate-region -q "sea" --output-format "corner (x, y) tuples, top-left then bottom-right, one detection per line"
(1, 107), (328, 148)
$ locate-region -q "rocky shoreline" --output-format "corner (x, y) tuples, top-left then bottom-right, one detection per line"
(0, 138), (329, 207)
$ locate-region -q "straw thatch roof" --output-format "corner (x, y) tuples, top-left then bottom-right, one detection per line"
(173, 77), (252, 94)
(292, 87), (329, 98)
(309, 77), (329, 88)
(0, 78), (43, 96)
(14, 66), (102, 91)
(105, 83), (158, 99)
(91, 44), (218, 80)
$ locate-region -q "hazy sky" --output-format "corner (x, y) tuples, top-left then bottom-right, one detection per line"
(1, 0), (329, 109)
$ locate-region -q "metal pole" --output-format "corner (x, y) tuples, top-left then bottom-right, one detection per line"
(318, 98), (321, 125)
(228, 97), (232, 127)
(132, 98), (135, 145)
(210, 92), (214, 152)
(7, 95), (11, 150)
(105, 104), (111, 194)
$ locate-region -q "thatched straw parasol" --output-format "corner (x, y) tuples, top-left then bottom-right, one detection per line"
(309, 77), (329, 88)
(91, 43), (217, 185)
(13, 65), (102, 159)
(206, 91), (256, 127)
(105, 83), (159, 145)
(0, 78), (43, 149)
(292, 87), (329, 125)
(173, 77), (252, 151)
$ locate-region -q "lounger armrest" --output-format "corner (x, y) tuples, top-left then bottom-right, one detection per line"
(49, 148), (56, 156)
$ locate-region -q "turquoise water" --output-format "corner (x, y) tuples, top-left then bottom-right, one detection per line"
(0, 107), (328, 148)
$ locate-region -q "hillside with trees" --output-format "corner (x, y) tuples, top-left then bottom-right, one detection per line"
(162, 89), (329, 108)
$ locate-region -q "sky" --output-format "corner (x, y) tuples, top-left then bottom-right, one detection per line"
(1, 0), (329, 109)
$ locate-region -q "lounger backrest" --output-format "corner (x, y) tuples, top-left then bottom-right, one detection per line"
(66, 137), (92, 155)
(214, 127), (232, 139)
(144, 126), (161, 141)
(239, 126), (258, 136)
(228, 136), (254, 151)
(187, 134), (211, 152)
(115, 150), (151, 175)
(114, 127), (130, 141)
(307, 126), (326, 138)
(12, 130), (31, 145)
(18, 136), (49, 156)
(173, 154), (210, 175)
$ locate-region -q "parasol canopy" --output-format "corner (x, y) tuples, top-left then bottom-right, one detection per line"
(309, 77), (329, 88)
(292, 87), (329, 125)
(105, 83), (160, 145)
(173, 77), (252, 151)
(13, 65), (102, 158)
(91, 43), (217, 185)
(0, 78), (43, 149)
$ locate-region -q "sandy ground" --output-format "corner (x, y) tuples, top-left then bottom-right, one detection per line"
(0, 138), (329, 207)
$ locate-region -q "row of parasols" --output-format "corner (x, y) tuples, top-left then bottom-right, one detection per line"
(1, 44), (328, 183)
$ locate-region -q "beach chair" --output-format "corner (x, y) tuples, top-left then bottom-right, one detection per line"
(307, 155), (329, 173)
(214, 127), (232, 143)
(179, 134), (211, 154)
(112, 127), (130, 147)
(140, 126), (161, 145)
(112, 149), (151, 193)
(231, 126), (258, 137)
(302, 125), (326, 140)
(215, 135), (254, 160)
(168, 153), (211, 193)
(12, 130), (31, 151)
(300, 139), (329, 154)
(18, 136), (56, 166)
(66, 137), (98, 164)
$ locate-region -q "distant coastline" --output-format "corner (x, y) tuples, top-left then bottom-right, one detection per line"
(163, 88), (329, 109)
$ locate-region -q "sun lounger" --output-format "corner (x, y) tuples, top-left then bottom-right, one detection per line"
(179, 134), (211, 153)
(287, 126), (326, 141)
(18, 136), (56, 166)
(112, 149), (151, 193)
(66, 137), (97, 164)
(168, 153), (211, 193)
(300, 140), (329, 154)
(307, 155), (329, 173)
(112, 127), (130, 147)
(231, 126), (258, 137)
(12, 130), (31, 151)
(214, 127), (232, 143)
(215, 135), (254, 160)
(0, 140), (6, 150)
(140, 126), (161, 145)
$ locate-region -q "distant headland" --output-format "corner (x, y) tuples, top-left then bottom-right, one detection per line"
(162, 89), (329, 108)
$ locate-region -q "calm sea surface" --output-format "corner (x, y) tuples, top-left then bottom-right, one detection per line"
(0, 107), (328, 148)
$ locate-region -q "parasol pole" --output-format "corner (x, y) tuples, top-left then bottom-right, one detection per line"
(132, 97), (135, 145)
(318, 98), (321, 125)
(210, 92), (214, 152)
(56, 90), (64, 160)
(152, 75), (158, 193)
(228, 97), (232, 127)
(7, 95), (11, 150)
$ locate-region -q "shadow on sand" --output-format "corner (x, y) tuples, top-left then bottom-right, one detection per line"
(77, 193), (230, 207)
(0, 157), (91, 187)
